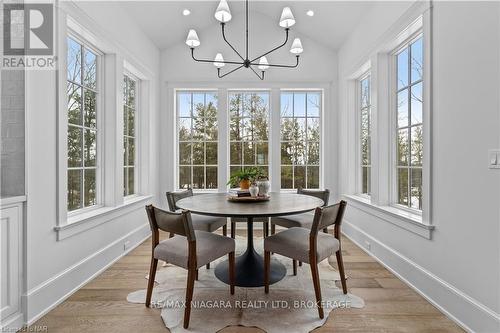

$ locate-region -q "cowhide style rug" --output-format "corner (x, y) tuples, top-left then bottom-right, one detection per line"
(127, 237), (364, 333)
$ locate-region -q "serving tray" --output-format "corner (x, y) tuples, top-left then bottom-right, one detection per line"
(226, 195), (270, 202)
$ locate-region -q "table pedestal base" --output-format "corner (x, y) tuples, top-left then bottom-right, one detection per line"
(214, 217), (287, 287)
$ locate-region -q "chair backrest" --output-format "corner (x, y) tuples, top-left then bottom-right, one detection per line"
(166, 188), (193, 212)
(297, 188), (330, 207)
(145, 204), (196, 241)
(310, 200), (347, 236)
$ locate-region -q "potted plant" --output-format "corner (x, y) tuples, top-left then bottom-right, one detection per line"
(227, 167), (262, 190)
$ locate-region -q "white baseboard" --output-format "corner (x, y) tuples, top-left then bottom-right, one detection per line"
(342, 220), (500, 333)
(1, 312), (24, 332)
(25, 223), (151, 326)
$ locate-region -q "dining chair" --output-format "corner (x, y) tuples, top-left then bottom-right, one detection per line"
(263, 201), (348, 319)
(167, 189), (228, 269)
(270, 188), (330, 268)
(270, 188), (330, 234)
(145, 205), (235, 329)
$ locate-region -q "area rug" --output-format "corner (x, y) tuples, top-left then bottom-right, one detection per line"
(127, 237), (364, 333)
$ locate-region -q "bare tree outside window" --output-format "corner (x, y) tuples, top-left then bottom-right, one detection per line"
(229, 92), (269, 178)
(67, 36), (98, 212)
(396, 36), (423, 210)
(359, 75), (371, 195)
(177, 92), (218, 189)
(280, 92), (321, 189)
(123, 74), (137, 196)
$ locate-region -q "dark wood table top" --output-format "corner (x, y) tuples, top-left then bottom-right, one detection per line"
(176, 192), (324, 218)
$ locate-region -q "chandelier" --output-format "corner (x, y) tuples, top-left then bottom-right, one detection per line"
(185, 0), (303, 80)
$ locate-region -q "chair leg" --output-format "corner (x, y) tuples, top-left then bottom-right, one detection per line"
(292, 259), (297, 276)
(206, 263), (210, 269)
(264, 251), (270, 294)
(299, 261), (302, 267)
(169, 232), (174, 238)
(264, 221), (269, 238)
(229, 252), (235, 295)
(310, 262), (324, 319)
(231, 221), (236, 239)
(336, 250), (348, 294)
(183, 267), (196, 329)
(145, 257), (158, 308)
(271, 223), (275, 235)
(222, 224), (227, 236)
(195, 269), (199, 281)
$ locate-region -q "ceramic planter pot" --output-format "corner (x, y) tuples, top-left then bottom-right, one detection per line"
(239, 179), (251, 190)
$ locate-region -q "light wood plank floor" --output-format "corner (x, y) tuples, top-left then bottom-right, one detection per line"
(33, 230), (463, 332)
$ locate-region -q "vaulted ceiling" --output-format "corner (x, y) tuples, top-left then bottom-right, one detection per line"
(111, 1), (375, 51)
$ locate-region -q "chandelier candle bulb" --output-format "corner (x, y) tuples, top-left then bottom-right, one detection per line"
(279, 7), (296, 28)
(290, 38), (303, 54)
(186, 29), (200, 47)
(215, 0), (232, 23)
(214, 53), (225, 67)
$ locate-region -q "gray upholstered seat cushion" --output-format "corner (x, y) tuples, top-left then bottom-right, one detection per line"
(154, 230), (235, 269)
(264, 227), (339, 264)
(271, 212), (315, 229)
(192, 214), (227, 232)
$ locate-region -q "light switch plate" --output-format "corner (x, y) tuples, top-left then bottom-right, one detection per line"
(488, 150), (500, 169)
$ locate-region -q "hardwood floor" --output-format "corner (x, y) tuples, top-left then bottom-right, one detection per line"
(33, 230), (463, 332)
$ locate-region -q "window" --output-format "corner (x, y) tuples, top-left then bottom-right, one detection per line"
(123, 74), (137, 196)
(177, 91), (218, 189)
(280, 91), (321, 189)
(66, 36), (99, 212)
(395, 35), (423, 210)
(229, 92), (270, 177)
(359, 75), (371, 195)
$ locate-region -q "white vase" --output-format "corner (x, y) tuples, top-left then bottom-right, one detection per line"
(257, 179), (270, 197)
(249, 184), (259, 197)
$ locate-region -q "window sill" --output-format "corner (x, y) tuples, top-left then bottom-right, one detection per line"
(54, 195), (153, 241)
(342, 194), (434, 239)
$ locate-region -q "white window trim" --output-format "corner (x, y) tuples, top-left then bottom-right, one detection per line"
(389, 31), (424, 216)
(227, 89), (271, 189)
(123, 70), (140, 198)
(170, 85), (327, 195)
(55, 7), (153, 239)
(355, 71), (372, 198)
(65, 27), (106, 218)
(174, 89), (220, 191)
(342, 2), (433, 239)
(279, 89), (324, 190)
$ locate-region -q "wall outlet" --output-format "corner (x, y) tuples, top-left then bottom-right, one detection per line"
(364, 240), (371, 251)
(123, 240), (131, 251)
(488, 149), (500, 169)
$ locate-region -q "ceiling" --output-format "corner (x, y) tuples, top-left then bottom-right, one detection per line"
(110, 1), (374, 51)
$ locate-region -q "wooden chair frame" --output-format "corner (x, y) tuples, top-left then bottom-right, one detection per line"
(264, 200), (347, 319)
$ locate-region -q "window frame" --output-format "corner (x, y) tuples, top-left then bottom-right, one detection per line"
(356, 72), (372, 198)
(123, 71), (139, 198)
(66, 31), (105, 218)
(227, 90), (271, 183)
(175, 89), (220, 191)
(389, 31), (424, 216)
(279, 90), (323, 190)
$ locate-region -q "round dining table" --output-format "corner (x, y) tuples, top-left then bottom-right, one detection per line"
(175, 192), (324, 287)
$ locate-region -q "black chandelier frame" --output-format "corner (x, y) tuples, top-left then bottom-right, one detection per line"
(189, 0), (300, 80)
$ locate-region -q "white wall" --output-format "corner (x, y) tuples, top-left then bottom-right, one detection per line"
(338, 1), (500, 332)
(24, 1), (161, 324)
(160, 11), (338, 200)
